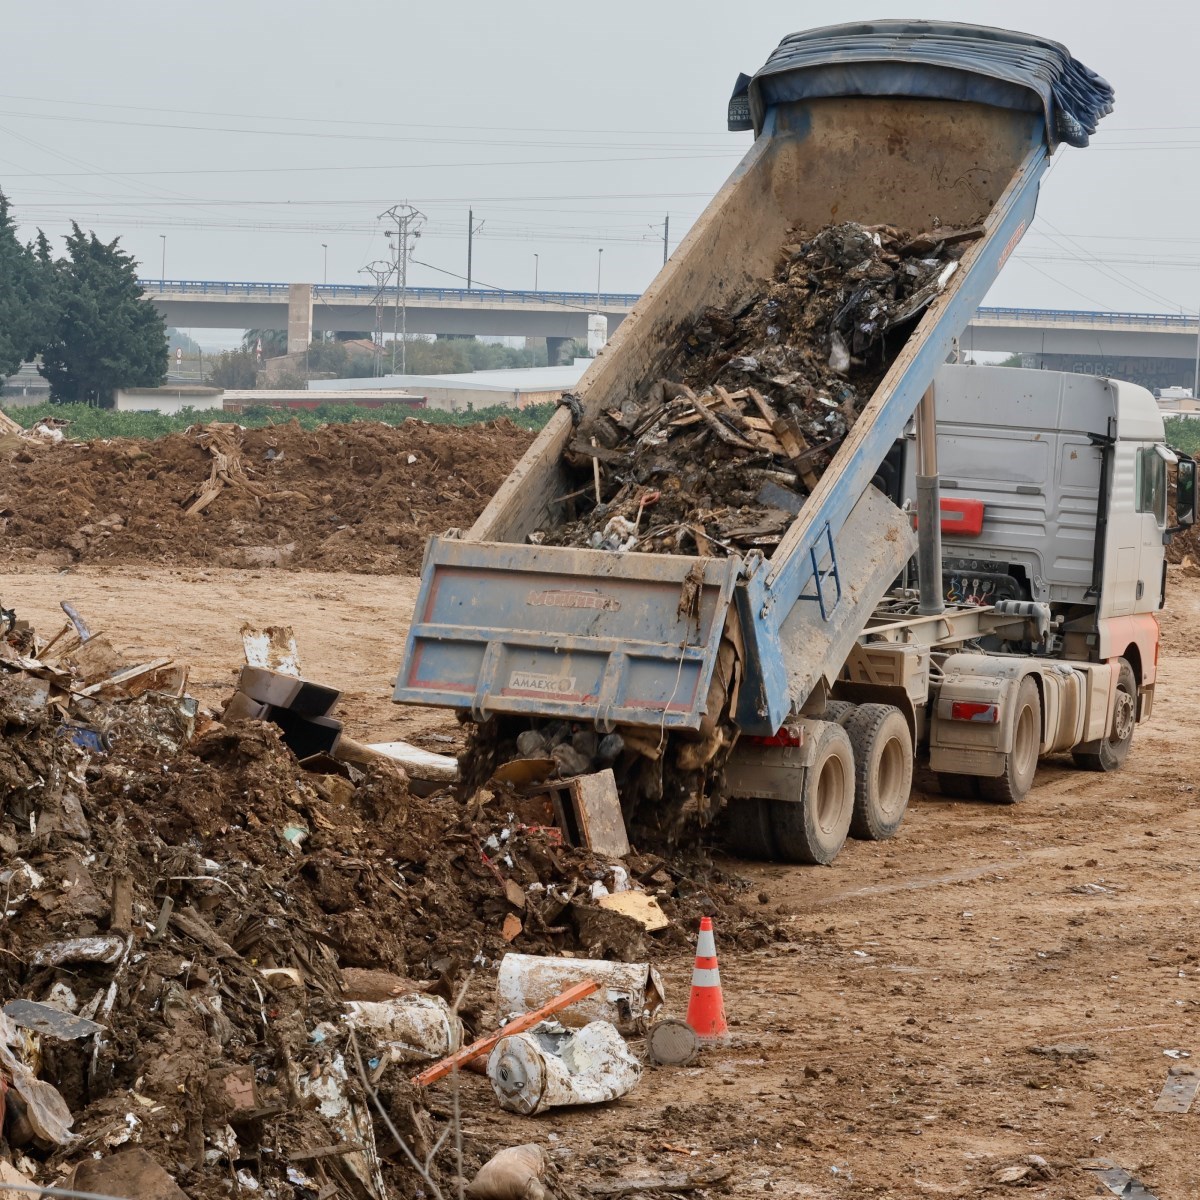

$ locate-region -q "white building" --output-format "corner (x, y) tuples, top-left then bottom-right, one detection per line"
(307, 360), (591, 412)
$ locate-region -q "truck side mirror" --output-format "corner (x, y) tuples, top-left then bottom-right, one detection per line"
(1168, 454), (1197, 535)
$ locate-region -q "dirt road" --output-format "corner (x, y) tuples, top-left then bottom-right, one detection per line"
(3, 563), (1197, 1197)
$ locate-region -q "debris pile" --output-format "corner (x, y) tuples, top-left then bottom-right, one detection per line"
(0, 417), (535, 574)
(547, 221), (981, 556)
(0, 605), (773, 1196)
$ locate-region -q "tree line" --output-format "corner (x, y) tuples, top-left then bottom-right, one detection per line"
(1, 191), (168, 404)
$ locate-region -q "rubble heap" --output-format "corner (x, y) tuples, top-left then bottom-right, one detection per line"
(547, 221), (981, 556)
(0, 607), (772, 1197)
(0, 417), (535, 574)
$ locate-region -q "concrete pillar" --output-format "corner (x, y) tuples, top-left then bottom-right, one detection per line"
(546, 336), (571, 366)
(287, 284), (313, 354)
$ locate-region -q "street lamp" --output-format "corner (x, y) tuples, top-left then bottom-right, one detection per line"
(159, 235), (166, 286)
(321, 243), (328, 286)
(534, 253), (539, 292)
(596, 248), (603, 312)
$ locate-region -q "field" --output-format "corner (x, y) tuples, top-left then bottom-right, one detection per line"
(3, 553), (1198, 1198)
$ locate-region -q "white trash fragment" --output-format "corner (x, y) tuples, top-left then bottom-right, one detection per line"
(466, 1144), (550, 1200)
(488, 1019), (642, 1115)
(32, 935), (127, 968)
(828, 331), (850, 374)
(342, 994), (463, 1065)
(498, 953), (665, 1032)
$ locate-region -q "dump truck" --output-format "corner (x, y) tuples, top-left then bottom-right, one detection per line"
(393, 21), (1197, 862)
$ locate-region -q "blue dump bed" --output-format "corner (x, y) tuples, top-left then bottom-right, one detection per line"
(395, 21), (1112, 738)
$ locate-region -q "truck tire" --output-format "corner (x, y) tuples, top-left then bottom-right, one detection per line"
(724, 798), (777, 860)
(845, 704), (913, 840)
(769, 721), (855, 864)
(1072, 658), (1136, 773)
(937, 773), (980, 799)
(978, 675), (1041, 804)
(823, 700), (856, 726)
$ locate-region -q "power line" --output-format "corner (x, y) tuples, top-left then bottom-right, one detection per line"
(0, 151), (740, 180)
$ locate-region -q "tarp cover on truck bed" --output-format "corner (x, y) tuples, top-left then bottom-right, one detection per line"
(729, 20), (1114, 149)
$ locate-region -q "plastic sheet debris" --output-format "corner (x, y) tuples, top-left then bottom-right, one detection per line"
(342, 994), (464, 1065)
(488, 1019), (642, 1115)
(2, 999), (102, 1042)
(466, 1144), (551, 1200)
(367, 739), (460, 782)
(1082, 1159), (1160, 1199)
(498, 953), (666, 1031)
(0, 1013), (74, 1148)
(1153, 1066), (1200, 1113)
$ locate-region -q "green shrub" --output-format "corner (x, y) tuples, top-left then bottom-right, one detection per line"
(1, 401), (556, 440)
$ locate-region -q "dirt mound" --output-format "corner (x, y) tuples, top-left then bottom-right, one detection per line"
(0, 614), (777, 1198)
(1, 418), (534, 574)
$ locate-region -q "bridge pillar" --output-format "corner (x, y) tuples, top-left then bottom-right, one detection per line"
(287, 284), (313, 354)
(546, 336), (572, 366)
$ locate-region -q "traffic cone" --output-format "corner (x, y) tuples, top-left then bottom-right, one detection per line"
(685, 916), (728, 1040)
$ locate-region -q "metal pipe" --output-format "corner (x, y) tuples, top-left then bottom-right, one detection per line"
(915, 384), (944, 616)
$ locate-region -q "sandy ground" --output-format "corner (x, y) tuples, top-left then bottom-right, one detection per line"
(2, 563), (1198, 1198)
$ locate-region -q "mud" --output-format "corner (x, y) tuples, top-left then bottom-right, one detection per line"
(0, 418), (534, 574)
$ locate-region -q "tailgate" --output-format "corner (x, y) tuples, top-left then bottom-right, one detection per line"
(394, 538), (741, 729)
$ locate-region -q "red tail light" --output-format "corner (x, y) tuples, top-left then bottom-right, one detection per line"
(745, 728), (805, 747)
(950, 701), (999, 723)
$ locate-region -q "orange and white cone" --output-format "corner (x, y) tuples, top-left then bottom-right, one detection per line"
(685, 916), (728, 1041)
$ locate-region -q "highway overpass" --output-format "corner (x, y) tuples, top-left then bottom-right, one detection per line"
(142, 281), (1200, 388)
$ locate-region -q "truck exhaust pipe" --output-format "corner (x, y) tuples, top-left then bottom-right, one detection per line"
(915, 384), (945, 617)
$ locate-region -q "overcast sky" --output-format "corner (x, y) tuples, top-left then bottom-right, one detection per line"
(4, 0), (1199, 325)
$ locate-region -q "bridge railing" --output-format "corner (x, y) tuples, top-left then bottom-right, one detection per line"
(975, 306), (1199, 328)
(139, 280), (643, 307)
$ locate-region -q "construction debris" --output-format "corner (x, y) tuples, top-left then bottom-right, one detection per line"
(544, 221), (979, 557)
(487, 1019), (642, 1115)
(497, 954), (665, 1032)
(1, 602), (773, 1195)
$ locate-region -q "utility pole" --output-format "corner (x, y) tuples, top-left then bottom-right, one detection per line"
(1193, 298), (1200, 397)
(380, 203), (425, 374)
(467, 209), (485, 290)
(662, 214), (669, 266)
(159, 234), (166, 286)
(596, 248), (603, 312)
(359, 260), (393, 378)
(321, 243), (328, 286)
(534, 253), (539, 292)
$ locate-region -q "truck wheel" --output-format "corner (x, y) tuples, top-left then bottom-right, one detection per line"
(769, 722), (855, 864)
(978, 676), (1040, 804)
(937, 773), (980, 799)
(823, 700), (856, 726)
(845, 704), (913, 840)
(724, 798), (777, 860)
(1072, 658), (1137, 773)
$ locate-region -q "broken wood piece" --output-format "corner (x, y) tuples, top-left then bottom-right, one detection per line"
(288, 1143), (366, 1163)
(501, 913), (523, 942)
(76, 657), (174, 698)
(747, 388), (821, 489)
(411, 979), (600, 1088)
(596, 891), (669, 931)
(365, 740), (458, 782)
(169, 906), (240, 959)
(569, 769), (630, 858)
(689, 393), (756, 450)
(110, 871), (134, 934)
(900, 224), (985, 255)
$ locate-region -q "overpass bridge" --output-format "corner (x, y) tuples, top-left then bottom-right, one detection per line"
(142, 280), (1200, 387)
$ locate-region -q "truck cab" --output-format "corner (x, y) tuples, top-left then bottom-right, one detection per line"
(908, 364), (1194, 718)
